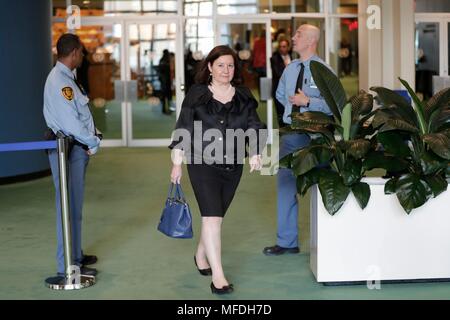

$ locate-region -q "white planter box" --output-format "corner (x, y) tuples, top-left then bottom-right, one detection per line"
(310, 177), (450, 284)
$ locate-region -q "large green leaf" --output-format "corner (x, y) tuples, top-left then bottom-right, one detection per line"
(429, 107), (450, 133)
(290, 112), (336, 142)
(291, 111), (336, 125)
(363, 151), (409, 172)
(425, 87), (450, 120)
(384, 177), (398, 194)
(350, 91), (374, 120)
(395, 173), (433, 214)
(318, 172), (351, 215)
(352, 182), (371, 210)
(279, 153), (293, 169)
(377, 131), (411, 158)
(338, 139), (371, 159)
(353, 110), (378, 138)
(296, 167), (328, 196)
(379, 119), (420, 133)
(310, 60), (346, 122)
(372, 108), (418, 131)
(399, 78), (427, 135)
(342, 103), (352, 140)
(291, 145), (332, 176)
(424, 174), (448, 197)
(341, 159), (362, 186)
(370, 86), (417, 124)
(423, 132), (450, 160)
(419, 150), (449, 175)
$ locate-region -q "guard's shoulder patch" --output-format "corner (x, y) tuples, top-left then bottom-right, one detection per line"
(61, 87), (74, 101)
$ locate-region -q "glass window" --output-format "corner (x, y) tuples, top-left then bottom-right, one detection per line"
(415, 0), (450, 13)
(272, 0), (324, 14)
(184, 0), (213, 16)
(329, 18), (359, 98)
(52, 0), (178, 17)
(415, 22), (440, 99)
(330, 0), (358, 14)
(216, 0), (323, 14)
(184, 18), (214, 70)
(52, 22), (123, 140)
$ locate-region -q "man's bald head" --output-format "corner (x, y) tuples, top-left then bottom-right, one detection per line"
(292, 24), (321, 58)
(299, 24), (320, 44)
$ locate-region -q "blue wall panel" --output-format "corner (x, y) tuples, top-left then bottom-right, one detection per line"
(0, 0), (52, 178)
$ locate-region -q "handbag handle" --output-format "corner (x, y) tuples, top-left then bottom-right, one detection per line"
(168, 183), (186, 203)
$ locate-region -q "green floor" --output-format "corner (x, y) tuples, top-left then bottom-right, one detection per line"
(1, 147), (450, 299)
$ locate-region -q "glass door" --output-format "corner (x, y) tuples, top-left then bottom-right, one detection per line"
(415, 17), (450, 98)
(125, 19), (183, 146)
(52, 20), (125, 146)
(216, 18), (274, 143)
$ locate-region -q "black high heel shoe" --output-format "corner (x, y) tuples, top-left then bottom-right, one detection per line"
(194, 256), (212, 276)
(210, 282), (234, 294)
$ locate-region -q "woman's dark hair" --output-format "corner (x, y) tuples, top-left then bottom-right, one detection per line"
(195, 45), (242, 86)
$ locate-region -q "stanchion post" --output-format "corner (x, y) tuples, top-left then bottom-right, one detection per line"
(45, 132), (95, 290)
(57, 131), (73, 279)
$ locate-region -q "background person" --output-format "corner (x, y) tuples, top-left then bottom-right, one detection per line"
(270, 38), (292, 128)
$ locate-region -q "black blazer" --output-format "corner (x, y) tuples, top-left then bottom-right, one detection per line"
(169, 84), (267, 164)
(270, 51), (292, 95)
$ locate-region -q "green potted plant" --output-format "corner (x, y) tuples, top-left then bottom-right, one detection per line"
(280, 61), (378, 215)
(289, 61), (450, 284)
(368, 81), (450, 213)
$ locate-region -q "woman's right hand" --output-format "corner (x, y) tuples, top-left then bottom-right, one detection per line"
(171, 165), (182, 184)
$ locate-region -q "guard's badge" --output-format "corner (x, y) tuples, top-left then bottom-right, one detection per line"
(61, 87), (74, 101)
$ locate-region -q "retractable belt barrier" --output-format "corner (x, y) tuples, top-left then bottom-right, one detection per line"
(0, 132), (95, 290)
(0, 140), (57, 152)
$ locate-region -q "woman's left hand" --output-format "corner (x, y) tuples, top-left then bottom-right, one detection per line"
(249, 155), (262, 173)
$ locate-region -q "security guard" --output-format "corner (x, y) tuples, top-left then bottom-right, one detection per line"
(43, 33), (100, 277)
(263, 24), (333, 256)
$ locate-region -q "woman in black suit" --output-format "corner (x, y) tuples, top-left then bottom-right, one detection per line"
(169, 45), (267, 294)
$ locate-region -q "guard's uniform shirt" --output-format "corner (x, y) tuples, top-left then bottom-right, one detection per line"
(276, 55), (333, 125)
(43, 61), (100, 154)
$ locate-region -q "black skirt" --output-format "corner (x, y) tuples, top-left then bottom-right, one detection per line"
(187, 163), (243, 217)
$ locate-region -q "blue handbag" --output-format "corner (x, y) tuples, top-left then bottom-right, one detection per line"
(157, 183), (193, 239)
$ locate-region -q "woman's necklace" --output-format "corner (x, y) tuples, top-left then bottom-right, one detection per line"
(209, 82), (235, 104)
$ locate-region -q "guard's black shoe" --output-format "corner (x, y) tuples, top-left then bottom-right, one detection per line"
(80, 266), (98, 276)
(81, 255), (98, 266)
(57, 266), (97, 277)
(263, 245), (300, 256)
(211, 282), (234, 295)
(194, 256), (212, 276)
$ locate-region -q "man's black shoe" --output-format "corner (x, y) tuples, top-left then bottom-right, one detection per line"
(263, 245), (300, 256)
(80, 266), (97, 276)
(81, 255), (98, 266)
(57, 266), (97, 277)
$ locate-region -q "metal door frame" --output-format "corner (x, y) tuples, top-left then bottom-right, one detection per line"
(415, 13), (450, 76)
(215, 16), (274, 143)
(54, 14), (185, 147)
(123, 15), (184, 147)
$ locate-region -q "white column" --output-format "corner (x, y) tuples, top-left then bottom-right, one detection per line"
(399, 0), (416, 89)
(358, 0), (415, 91)
(359, 0), (383, 91)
